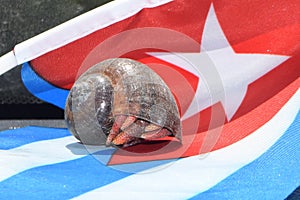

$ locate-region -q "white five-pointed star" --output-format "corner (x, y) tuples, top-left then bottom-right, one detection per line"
(149, 4), (290, 121)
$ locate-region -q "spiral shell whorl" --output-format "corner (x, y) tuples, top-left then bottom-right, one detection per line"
(65, 58), (181, 145)
(65, 73), (114, 145)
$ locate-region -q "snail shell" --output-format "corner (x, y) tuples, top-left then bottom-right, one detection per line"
(65, 58), (181, 145)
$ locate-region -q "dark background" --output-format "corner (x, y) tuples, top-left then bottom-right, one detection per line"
(0, 0), (112, 119)
(0, 1), (299, 198)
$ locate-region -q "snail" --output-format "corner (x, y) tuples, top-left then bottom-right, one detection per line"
(65, 58), (181, 147)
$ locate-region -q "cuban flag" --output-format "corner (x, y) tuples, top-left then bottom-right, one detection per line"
(0, 0), (299, 199)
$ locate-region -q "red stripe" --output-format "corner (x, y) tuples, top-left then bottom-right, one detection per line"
(30, 0), (299, 89)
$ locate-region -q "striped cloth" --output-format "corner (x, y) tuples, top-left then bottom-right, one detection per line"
(0, 0), (299, 199)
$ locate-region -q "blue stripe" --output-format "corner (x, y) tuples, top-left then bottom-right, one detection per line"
(190, 111), (300, 200)
(0, 153), (130, 200)
(0, 126), (70, 150)
(21, 62), (69, 109)
(0, 150), (175, 199)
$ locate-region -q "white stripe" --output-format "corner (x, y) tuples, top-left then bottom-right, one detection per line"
(0, 136), (110, 182)
(0, 51), (18, 76)
(74, 89), (300, 200)
(0, 0), (173, 76)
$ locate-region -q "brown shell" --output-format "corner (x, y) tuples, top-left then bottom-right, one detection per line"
(65, 58), (181, 145)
